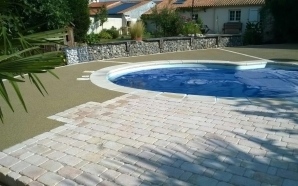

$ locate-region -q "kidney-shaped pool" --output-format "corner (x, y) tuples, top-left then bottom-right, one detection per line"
(108, 62), (298, 98)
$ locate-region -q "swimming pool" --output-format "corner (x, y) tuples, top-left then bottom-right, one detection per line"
(109, 63), (298, 98)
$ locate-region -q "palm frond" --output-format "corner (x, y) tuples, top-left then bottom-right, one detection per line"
(0, 26), (13, 55)
(0, 81), (14, 112)
(0, 27), (67, 122)
(9, 80), (27, 112)
(48, 70), (59, 79)
(0, 73), (24, 82)
(0, 46), (40, 62)
(28, 73), (48, 96)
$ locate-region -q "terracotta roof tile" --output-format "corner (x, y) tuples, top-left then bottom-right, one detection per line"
(145, 0), (265, 13)
(89, 9), (98, 16)
(180, 0), (265, 8)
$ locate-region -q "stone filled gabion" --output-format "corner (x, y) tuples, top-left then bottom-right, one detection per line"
(163, 39), (191, 53)
(129, 41), (160, 56)
(65, 35), (243, 64)
(88, 44), (127, 61)
(77, 47), (89, 62)
(193, 38), (217, 49)
(218, 36), (243, 47)
(65, 48), (79, 65)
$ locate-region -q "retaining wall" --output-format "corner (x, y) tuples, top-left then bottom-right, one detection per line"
(65, 35), (243, 64)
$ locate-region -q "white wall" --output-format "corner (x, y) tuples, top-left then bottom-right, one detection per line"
(181, 5), (262, 34)
(88, 17), (123, 34)
(125, 1), (156, 19)
(88, 1), (156, 34)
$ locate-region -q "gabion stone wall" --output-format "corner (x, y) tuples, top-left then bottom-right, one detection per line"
(77, 47), (89, 62)
(65, 35), (243, 64)
(192, 38), (217, 49)
(65, 48), (80, 65)
(162, 38), (191, 53)
(129, 40), (160, 56)
(218, 35), (243, 47)
(87, 43), (127, 61)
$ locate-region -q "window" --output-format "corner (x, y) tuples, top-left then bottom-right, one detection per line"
(229, 10), (241, 21)
(192, 14), (198, 20)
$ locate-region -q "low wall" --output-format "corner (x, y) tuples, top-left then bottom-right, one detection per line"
(65, 35), (243, 65)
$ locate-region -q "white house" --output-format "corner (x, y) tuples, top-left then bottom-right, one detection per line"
(147, 0), (265, 34)
(88, 1), (156, 34)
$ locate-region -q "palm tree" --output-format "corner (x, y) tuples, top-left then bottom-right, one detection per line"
(0, 1), (66, 122)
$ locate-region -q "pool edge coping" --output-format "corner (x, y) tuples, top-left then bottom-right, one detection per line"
(90, 60), (298, 104)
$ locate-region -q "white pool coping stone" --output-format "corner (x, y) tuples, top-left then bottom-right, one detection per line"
(90, 60), (298, 104)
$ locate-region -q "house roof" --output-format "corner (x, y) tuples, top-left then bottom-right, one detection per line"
(143, 0), (171, 14)
(108, 3), (139, 14)
(89, 1), (154, 15)
(181, 0), (265, 8)
(145, 0), (264, 14)
(118, 1), (153, 13)
(89, 1), (121, 15)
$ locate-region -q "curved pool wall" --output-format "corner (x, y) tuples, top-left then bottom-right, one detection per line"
(90, 60), (298, 100)
(108, 63), (268, 80)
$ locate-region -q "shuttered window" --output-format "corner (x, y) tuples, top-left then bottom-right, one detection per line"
(229, 10), (241, 21)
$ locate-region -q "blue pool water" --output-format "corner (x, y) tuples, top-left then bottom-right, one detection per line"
(110, 66), (298, 98)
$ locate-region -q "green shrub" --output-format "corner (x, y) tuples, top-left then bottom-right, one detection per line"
(152, 30), (164, 38)
(141, 5), (184, 37)
(86, 33), (100, 44)
(243, 21), (262, 45)
(106, 26), (119, 39)
(143, 31), (152, 39)
(181, 21), (201, 35)
(130, 21), (144, 40)
(99, 30), (112, 39)
(195, 17), (203, 28)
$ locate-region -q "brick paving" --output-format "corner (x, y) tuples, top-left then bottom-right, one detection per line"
(1, 93), (298, 186)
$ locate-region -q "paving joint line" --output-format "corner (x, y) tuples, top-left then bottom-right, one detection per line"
(217, 48), (268, 61)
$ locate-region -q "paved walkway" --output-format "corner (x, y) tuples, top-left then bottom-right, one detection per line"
(1, 93), (298, 185)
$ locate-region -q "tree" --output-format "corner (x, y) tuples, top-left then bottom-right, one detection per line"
(0, 1), (65, 122)
(13, 0), (72, 33)
(67, 0), (91, 42)
(9, 0), (91, 43)
(95, 5), (108, 29)
(141, 1), (183, 37)
(264, 0), (298, 43)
